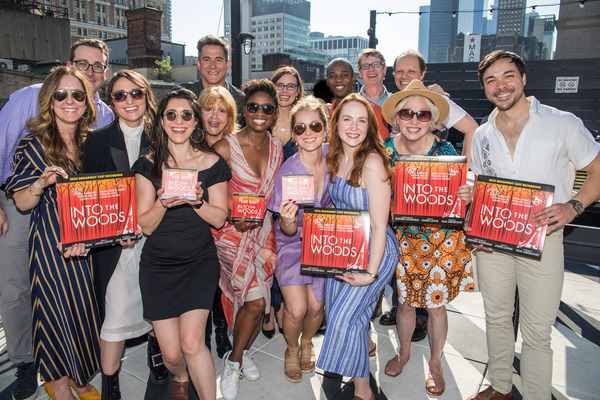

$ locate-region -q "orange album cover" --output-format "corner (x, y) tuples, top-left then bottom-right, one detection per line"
(56, 171), (137, 249)
(231, 193), (266, 223)
(161, 168), (198, 201)
(393, 155), (467, 225)
(282, 174), (315, 205)
(301, 208), (370, 275)
(466, 175), (555, 259)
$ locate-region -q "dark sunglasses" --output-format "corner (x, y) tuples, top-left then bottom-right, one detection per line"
(53, 89), (86, 103)
(293, 121), (324, 136)
(111, 89), (145, 102)
(398, 109), (432, 122)
(164, 110), (194, 122)
(246, 102), (276, 115)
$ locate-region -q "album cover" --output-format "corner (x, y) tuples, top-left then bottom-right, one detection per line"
(282, 174), (315, 205)
(231, 193), (266, 223)
(161, 168), (198, 201)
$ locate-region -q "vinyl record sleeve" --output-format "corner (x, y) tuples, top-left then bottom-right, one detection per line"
(56, 171), (138, 249)
(466, 175), (555, 259)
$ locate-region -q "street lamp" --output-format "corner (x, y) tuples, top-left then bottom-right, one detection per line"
(238, 33), (255, 55)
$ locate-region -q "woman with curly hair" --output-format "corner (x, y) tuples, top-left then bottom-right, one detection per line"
(213, 79), (283, 400)
(198, 86), (239, 147)
(316, 93), (400, 400)
(133, 88), (230, 400)
(6, 66), (101, 399)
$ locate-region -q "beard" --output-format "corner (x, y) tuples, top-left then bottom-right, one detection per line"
(487, 87), (525, 111)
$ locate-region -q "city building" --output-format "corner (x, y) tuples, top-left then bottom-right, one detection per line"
(485, 0), (498, 35)
(527, 14), (555, 60)
(555, 0), (600, 59)
(447, 31), (545, 62)
(418, 5), (431, 62)
(496, 0), (526, 35)
(309, 32), (368, 74)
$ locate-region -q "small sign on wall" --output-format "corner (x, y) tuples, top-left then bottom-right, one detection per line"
(555, 77), (579, 93)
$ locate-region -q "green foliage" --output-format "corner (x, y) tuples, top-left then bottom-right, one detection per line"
(154, 56), (172, 81)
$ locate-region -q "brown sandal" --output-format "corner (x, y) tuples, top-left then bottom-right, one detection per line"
(300, 337), (316, 373)
(384, 355), (407, 377)
(425, 371), (445, 396)
(284, 346), (302, 383)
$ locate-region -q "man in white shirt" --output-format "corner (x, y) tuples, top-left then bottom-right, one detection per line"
(467, 50), (600, 400)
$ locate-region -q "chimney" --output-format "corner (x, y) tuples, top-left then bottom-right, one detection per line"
(126, 6), (163, 69)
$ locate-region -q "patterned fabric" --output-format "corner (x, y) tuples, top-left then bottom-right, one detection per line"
(316, 177), (399, 377)
(212, 131), (283, 327)
(5, 135), (101, 385)
(384, 137), (473, 309)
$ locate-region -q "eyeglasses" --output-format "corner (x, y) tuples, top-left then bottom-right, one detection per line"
(398, 109), (432, 122)
(293, 121), (324, 136)
(164, 111), (194, 122)
(72, 60), (107, 74)
(53, 89), (86, 102)
(275, 82), (298, 91)
(359, 61), (384, 71)
(246, 102), (276, 115)
(111, 89), (145, 102)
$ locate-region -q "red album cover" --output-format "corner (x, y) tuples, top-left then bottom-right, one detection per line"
(282, 174), (315, 205)
(393, 155), (468, 225)
(161, 168), (198, 201)
(466, 175), (555, 259)
(56, 171), (137, 249)
(231, 193), (266, 222)
(301, 208), (370, 275)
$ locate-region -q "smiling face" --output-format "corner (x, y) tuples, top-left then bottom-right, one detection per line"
(51, 75), (87, 130)
(482, 57), (527, 111)
(275, 73), (300, 108)
(293, 110), (326, 153)
(197, 44), (230, 88)
(111, 77), (146, 128)
(394, 55), (426, 91)
(395, 97), (432, 144)
(336, 101), (369, 149)
(326, 60), (355, 102)
(161, 98), (198, 145)
(243, 91), (276, 134)
(201, 99), (228, 140)
(358, 55), (385, 89)
(67, 45), (108, 93)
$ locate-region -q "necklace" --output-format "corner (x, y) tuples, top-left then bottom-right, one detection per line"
(245, 130), (268, 150)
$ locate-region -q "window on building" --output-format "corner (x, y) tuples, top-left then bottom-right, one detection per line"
(61, 0), (65, 4)
(251, 28), (256, 32)
(277, 17), (281, 22)
(270, 33), (274, 38)
(83, 28), (87, 35)
(95, 5), (99, 11)
(82, 13), (85, 20)
(270, 26), (274, 30)
(252, 21), (256, 25)
(102, 6), (105, 12)
(97, 17), (101, 23)
(276, 33), (281, 37)
(98, 31), (102, 38)
(77, 28), (82, 34)
(263, 19), (268, 23)
(76, 12), (80, 19)
(343, 39), (347, 48)
(74, 1), (78, 7)
(353, 38), (357, 47)
(102, 17), (106, 25)
(277, 40), (281, 44)
(103, 32), (107, 38)
(116, 10), (119, 16)
(258, 27), (262, 32)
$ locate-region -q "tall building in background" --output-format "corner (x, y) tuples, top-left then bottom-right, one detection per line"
(473, 0), (486, 34)
(527, 14), (555, 60)
(496, 0), (526, 35)
(38, 0), (171, 43)
(428, 0), (459, 63)
(310, 32), (368, 73)
(486, 0), (498, 34)
(555, 0), (600, 59)
(418, 5), (431, 62)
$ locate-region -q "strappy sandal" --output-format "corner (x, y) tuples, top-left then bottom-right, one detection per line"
(300, 337), (316, 373)
(284, 346), (302, 383)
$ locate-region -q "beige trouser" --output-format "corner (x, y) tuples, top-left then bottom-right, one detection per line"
(476, 231), (564, 400)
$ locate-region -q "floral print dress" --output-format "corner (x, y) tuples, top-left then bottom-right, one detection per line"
(385, 138), (474, 308)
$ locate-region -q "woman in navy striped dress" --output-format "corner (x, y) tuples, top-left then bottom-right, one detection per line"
(6, 67), (101, 399)
(317, 94), (400, 400)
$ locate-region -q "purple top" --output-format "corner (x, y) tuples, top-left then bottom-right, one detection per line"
(0, 84), (113, 184)
(267, 144), (332, 301)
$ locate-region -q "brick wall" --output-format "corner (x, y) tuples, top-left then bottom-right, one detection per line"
(0, 69), (46, 109)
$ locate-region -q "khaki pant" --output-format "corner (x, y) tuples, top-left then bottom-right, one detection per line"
(476, 231), (564, 400)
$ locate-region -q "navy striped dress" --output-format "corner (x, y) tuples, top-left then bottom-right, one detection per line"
(316, 176), (399, 377)
(5, 135), (101, 385)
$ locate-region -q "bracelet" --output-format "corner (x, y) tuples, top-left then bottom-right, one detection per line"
(365, 270), (379, 280)
(28, 185), (43, 197)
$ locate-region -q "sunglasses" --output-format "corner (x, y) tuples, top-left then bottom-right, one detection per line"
(293, 121), (324, 136)
(53, 89), (86, 103)
(164, 110), (194, 122)
(398, 109), (432, 122)
(246, 102), (276, 115)
(111, 89), (145, 102)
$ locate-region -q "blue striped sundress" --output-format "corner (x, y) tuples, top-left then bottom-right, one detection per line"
(316, 176), (400, 377)
(5, 135), (101, 385)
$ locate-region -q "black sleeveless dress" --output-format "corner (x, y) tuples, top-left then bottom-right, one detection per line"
(132, 157), (231, 320)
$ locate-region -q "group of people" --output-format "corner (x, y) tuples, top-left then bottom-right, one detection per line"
(0, 33), (598, 400)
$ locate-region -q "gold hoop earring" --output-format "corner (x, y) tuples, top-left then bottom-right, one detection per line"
(190, 128), (205, 144)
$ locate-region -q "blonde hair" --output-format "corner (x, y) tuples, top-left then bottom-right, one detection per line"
(197, 86), (239, 137)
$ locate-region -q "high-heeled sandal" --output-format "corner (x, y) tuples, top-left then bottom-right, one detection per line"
(69, 379), (101, 400)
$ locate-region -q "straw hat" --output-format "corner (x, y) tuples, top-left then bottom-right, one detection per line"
(381, 79), (450, 126)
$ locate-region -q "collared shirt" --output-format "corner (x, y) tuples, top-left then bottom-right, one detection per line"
(0, 83), (113, 184)
(180, 78), (245, 125)
(359, 85), (390, 107)
(471, 96), (600, 204)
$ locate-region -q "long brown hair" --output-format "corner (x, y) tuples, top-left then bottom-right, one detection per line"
(107, 70), (157, 131)
(326, 93), (393, 187)
(26, 66), (97, 173)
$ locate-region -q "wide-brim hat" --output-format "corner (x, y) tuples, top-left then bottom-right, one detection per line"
(382, 79), (450, 127)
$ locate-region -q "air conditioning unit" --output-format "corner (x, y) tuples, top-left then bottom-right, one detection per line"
(0, 58), (13, 69)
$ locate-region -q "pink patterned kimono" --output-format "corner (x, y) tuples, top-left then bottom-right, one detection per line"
(213, 131), (283, 327)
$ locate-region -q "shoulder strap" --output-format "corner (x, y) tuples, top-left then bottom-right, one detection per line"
(429, 139), (448, 156)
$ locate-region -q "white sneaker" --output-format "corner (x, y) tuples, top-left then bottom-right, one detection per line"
(241, 350), (261, 381)
(221, 350), (242, 400)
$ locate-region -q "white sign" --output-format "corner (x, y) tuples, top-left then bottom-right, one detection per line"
(555, 77), (579, 93)
(463, 34), (481, 63)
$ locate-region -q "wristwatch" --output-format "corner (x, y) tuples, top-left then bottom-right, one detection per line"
(567, 199), (585, 217)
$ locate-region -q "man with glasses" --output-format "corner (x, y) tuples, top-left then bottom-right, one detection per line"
(0, 39), (113, 400)
(182, 35), (244, 124)
(353, 50), (390, 139)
